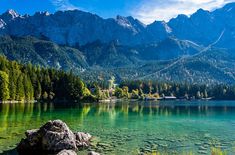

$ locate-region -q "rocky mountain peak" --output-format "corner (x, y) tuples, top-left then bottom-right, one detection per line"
(115, 15), (146, 34)
(151, 21), (172, 33)
(1, 9), (19, 21)
(34, 11), (50, 16)
(116, 15), (132, 28)
(6, 9), (19, 17)
(1, 3), (235, 46)
(0, 19), (6, 29)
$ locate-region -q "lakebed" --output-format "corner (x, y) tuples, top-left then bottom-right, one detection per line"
(0, 101), (235, 155)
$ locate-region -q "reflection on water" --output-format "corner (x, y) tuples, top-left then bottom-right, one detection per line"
(0, 101), (235, 154)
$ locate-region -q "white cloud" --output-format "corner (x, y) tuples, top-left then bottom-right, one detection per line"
(131, 0), (235, 24)
(51, 0), (78, 11)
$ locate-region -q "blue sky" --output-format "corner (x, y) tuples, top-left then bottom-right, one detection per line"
(0, 0), (235, 24)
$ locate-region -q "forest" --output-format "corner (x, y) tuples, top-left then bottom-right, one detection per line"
(0, 55), (235, 102)
(0, 55), (92, 102)
(117, 81), (235, 100)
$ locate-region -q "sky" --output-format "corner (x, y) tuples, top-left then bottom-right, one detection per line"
(0, 0), (235, 24)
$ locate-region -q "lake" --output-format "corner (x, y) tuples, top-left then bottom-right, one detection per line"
(0, 101), (235, 155)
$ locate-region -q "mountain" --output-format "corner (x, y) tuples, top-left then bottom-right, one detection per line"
(137, 50), (235, 84)
(0, 35), (201, 69)
(136, 37), (203, 60)
(168, 3), (235, 48)
(1, 3), (235, 47)
(1, 3), (235, 84)
(0, 10), (147, 46)
(0, 35), (234, 84)
(94, 49), (235, 85)
(79, 40), (142, 68)
(0, 35), (88, 71)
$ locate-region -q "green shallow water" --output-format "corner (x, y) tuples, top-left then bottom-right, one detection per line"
(0, 101), (235, 155)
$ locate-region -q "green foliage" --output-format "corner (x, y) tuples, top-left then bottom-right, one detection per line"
(1, 54), (235, 101)
(16, 74), (25, 101)
(23, 74), (34, 100)
(0, 55), (92, 101)
(131, 89), (139, 99)
(34, 80), (42, 100)
(0, 35), (88, 72)
(93, 84), (102, 99)
(0, 71), (10, 101)
(119, 80), (235, 100)
(115, 87), (124, 98)
(122, 86), (129, 98)
(42, 91), (48, 100)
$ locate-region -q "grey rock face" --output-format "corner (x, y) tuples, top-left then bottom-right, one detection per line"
(0, 9), (157, 46)
(0, 9), (20, 22)
(25, 129), (41, 147)
(40, 120), (77, 152)
(1, 3), (235, 47)
(17, 120), (92, 154)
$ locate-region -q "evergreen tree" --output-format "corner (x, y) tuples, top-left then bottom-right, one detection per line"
(23, 75), (34, 100)
(115, 87), (124, 98)
(8, 69), (17, 100)
(34, 80), (42, 100)
(42, 91), (48, 100)
(16, 74), (25, 101)
(0, 71), (10, 101)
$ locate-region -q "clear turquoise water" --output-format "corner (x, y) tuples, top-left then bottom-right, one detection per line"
(0, 101), (235, 155)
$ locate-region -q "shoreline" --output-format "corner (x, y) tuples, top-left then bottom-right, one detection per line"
(1, 98), (235, 104)
(0, 100), (37, 104)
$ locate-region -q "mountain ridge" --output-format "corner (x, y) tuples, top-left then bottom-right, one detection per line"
(0, 35), (234, 85)
(1, 3), (235, 84)
(1, 2), (235, 47)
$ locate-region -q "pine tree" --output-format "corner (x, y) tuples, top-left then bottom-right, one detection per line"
(8, 68), (17, 100)
(16, 74), (25, 101)
(0, 71), (10, 101)
(34, 80), (42, 100)
(23, 75), (34, 100)
(42, 91), (48, 100)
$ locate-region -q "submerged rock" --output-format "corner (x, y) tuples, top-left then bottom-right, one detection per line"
(17, 120), (92, 154)
(88, 151), (100, 155)
(57, 149), (77, 155)
(74, 132), (92, 147)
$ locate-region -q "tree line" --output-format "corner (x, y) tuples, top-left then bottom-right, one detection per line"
(0, 56), (92, 101)
(1, 55), (235, 102)
(117, 80), (235, 100)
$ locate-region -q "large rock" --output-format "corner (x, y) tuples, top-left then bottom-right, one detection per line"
(17, 120), (92, 154)
(40, 120), (77, 152)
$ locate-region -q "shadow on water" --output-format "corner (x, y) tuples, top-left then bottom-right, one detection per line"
(0, 100), (235, 154)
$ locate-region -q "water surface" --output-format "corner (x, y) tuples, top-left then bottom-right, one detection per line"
(0, 101), (235, 155)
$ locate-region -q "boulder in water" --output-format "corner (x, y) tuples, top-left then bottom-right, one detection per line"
(17, 120), (92, 154)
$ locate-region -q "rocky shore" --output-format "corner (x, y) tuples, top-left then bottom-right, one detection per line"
(17, 120), (100, 155)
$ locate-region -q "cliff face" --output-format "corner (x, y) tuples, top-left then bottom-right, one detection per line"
(1, 3), (235, 47)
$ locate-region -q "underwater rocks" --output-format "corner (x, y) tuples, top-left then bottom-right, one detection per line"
(57, 149), (77, 155)
(17, 120), (93, 155)
(88, 151), (100, 155)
